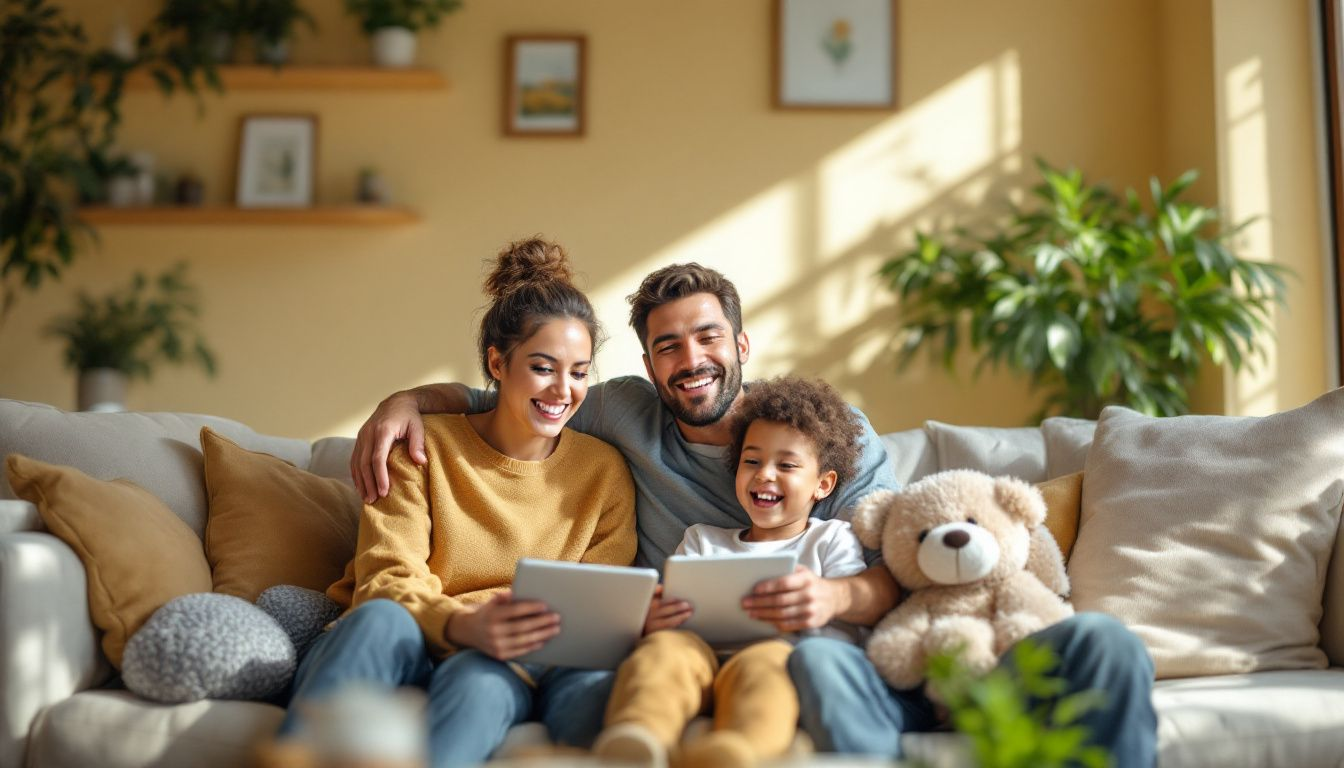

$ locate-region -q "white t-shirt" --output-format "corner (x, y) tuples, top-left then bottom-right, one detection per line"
(676, 517), (869, 645)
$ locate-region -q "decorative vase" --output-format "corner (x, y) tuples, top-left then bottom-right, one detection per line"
(370, 27), (417, 68)
(78, 368), (127, 412)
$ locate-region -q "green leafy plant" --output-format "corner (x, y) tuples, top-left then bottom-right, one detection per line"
(925, 640), (1108, 768)
(247, 0), (317, 49)
(44, 262), (217, 379)
(150, 0), (245, 92)
(878, 159), (1289, 419)
(344, 0), (462, 33)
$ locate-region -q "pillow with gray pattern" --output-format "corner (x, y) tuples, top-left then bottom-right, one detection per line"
(256, 584), (342, 657)
(122, 593), (295, 703)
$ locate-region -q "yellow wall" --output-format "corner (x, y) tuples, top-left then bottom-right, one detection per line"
(0, 0), (1331, 439)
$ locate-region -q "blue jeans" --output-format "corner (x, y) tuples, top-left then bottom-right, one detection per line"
(788, 612), (1157, 767)
(278, 599), (614, 768)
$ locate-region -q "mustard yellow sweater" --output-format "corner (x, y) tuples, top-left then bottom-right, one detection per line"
(328, 413), (637, 656)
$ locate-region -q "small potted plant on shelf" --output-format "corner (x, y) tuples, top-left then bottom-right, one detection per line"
(246, 0), (318, 66)
(344, 0), (462, 68)
(44, 263), (218, 412)
(154, 0), (247, 65)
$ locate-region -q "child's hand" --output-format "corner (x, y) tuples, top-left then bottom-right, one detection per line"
(643, 584), (692, 635)
(742, 565), (838, 632)
(445, 591), (560, 660)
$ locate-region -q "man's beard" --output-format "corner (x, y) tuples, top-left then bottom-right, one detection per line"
(655, 357), (743, 428)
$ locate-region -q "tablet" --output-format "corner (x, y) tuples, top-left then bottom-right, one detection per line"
(662, 553), (797, 645)
(511, 559), (659, 670)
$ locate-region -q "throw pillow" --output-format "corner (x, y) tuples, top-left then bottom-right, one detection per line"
(1069, 388), (1344, 679)
(201, 428), (360, 601)
(1040, 417), (1095, 479)
(924, 421), (1047, 483)
(257, 584), (343, 657)
(5, 454), (213, 668)
(121, 593), (296, 703)
(1035, 471), (1082, 559)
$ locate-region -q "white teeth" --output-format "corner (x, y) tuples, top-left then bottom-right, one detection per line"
(680, 377), (713, 390)
(533, 401), (566, 416)
(754, 492), (781, 502)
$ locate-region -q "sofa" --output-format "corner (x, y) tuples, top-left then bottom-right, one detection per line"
(3, 394), (1344, 768)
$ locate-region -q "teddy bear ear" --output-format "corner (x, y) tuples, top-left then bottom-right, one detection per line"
(993, 477), (1047, 528)
(849, 489), (899, 549)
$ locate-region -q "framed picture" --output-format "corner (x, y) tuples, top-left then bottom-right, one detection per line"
(504, 35), (586, 137)
(234, 114), (318, 207)
(773, 0), (898, 110)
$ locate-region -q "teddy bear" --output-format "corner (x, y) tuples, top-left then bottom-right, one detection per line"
(850, 469), (1074, 690)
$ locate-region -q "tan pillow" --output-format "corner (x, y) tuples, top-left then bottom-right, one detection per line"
(1036, 471), (1082, 560)
(1069, 389), (1344, 679)
(201, 427), (360, 601)
(5, 454), (212, 669)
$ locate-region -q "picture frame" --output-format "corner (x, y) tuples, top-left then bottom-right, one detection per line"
(234, 114), (318, 207)
(773, 0), (898, 110)
(504, 35), (586, 137)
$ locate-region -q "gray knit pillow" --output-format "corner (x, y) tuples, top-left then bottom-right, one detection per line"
(122, 593), (296, 703)
(256, 584), (342, 657)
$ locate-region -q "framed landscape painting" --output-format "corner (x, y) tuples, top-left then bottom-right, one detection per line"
(774, 0), (898, 109)
(504, 35), (586, 137)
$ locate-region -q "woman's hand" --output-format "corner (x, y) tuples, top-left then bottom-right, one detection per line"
(741, 565), (839, 632)
(445, 592), (560, 660)
(643, 584), (692, 635)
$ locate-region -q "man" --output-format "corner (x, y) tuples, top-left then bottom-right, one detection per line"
(351, 263), (1156, 764)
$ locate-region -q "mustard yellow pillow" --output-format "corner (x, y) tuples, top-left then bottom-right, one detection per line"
(201, 427), (360, 601)
(5, 454), (212, 669)
(1036, 470), (1082, 560)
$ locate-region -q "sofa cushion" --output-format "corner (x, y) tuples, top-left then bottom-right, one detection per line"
(6, 454), (213, 669)
(1040, 416), (1095, 478)
(0, 399), (312, 536)
(1070, 389), (1344, 679)
(924, 421), (1046, 482)
(1153, 669), (1344, 768)
(26, 690), (283, 768)
(881, 429), (937, 486)
(201, 428), (360, 601)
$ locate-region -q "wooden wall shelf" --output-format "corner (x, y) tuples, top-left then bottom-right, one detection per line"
(126, 66), (448, 91)
(80, 205), (421, 227)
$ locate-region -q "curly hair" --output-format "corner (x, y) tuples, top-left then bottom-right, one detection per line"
(726, 377), (863, 487)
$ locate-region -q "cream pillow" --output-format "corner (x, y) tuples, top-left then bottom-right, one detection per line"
(5, 454), (213, 668)
(1069, 389), (1344, 679)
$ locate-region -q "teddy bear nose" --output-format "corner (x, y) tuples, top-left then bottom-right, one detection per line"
(942, 529), (971, 549)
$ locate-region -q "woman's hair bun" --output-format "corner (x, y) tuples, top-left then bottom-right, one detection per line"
(483, 237), (575, 300)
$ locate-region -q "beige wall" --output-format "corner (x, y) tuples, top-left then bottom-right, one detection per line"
(0, 0), (1329, 439)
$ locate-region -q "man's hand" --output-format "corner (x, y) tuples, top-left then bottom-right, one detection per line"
(445, 592), (560, 660)
(643, 585), (692, 635)
(742, 565), (840, 632)
(351, 391), (427, 503)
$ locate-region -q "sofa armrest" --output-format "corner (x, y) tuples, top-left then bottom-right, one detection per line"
(0, 501), (40, 536)
(0, 531), (111, 768)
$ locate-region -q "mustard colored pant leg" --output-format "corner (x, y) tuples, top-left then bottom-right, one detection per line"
(712, 639), (798, 757)
(604, 629), (718, 746)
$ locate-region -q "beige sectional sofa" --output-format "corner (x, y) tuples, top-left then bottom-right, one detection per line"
(3, 395), (1344, 767)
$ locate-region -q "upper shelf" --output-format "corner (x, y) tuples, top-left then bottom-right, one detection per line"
(79, 205), (421, 227)
(125, 65), (448, 91)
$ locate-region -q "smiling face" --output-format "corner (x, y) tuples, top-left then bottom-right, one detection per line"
(734, 419), (837, 541)
(488, 317), (592, 445)
(641, 293), (749, 430)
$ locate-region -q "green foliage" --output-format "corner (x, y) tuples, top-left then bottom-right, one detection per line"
(878, 159), (1289, 419)
(150, 0), (243, 93)
(925, 640), (1109, 768)
(344, 0), (462, 34)
(44, 262), (217, 380)
(247, 0), (317, 47)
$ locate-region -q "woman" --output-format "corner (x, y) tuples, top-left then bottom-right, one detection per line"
(278, 238), (636, 767)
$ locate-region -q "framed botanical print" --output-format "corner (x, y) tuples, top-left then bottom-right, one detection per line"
(773, 0), (898, 109)
(235, 114), (318, 207)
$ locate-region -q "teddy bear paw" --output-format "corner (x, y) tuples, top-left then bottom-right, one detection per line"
(993, 611), (1046, 654)
(926, 615), (997, 673)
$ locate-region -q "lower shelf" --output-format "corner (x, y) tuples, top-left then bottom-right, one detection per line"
(79, 205), (421, 227)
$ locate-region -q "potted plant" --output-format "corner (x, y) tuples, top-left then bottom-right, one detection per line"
(154, 0), (245, 65)
(878, 159), (1289, 419)
(344, 0), (462, 68)
(246, 0), (317, 66)
(44, 263), (217, 411)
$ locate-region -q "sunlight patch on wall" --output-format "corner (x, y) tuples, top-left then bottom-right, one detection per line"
(316, 364), (466, 440)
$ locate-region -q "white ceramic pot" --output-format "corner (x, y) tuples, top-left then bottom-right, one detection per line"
(370, 27), (417, 68)
(78, 368), (127, 412)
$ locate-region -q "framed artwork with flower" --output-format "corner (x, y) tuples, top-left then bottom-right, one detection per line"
(773, 0), (898, 110)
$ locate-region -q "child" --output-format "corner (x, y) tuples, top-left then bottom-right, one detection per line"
(593, 377), (868, 768)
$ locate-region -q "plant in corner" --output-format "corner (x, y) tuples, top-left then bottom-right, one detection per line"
(923, 640), (1109, 768)
(245, 0), (318, 67)
(44, 262), (217, 412)
(878, 159), (1289, 419)
(345, 0), (462, 68)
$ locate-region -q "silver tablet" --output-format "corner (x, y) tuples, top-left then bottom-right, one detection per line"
(662, 553), (797, 645)
(511, 559), (659, 670)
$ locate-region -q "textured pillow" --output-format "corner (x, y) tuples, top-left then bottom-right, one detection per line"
(257, 584), (342, 657)
(5, 454), (213, 668)
(1035, 471), (1082, 559)
(201, 428), (360, 601)
(1041, 417), (1095, 479)
(122, 593), (296, 703)
(924, 421), (1046, 482)
(1069, 388), (1344, 679)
